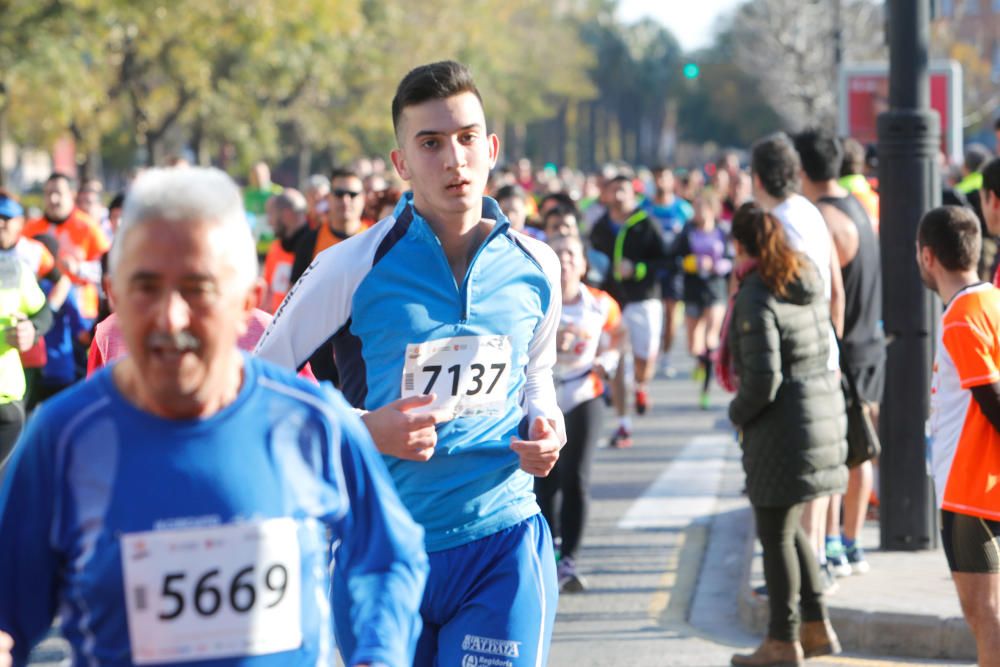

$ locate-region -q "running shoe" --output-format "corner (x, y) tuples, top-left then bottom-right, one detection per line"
(825, 543), (852, 578)
(820, 562), (840, 596)
(698, 391), (710, 410)
(635, 389), (649, 415)
(609, 425), (633, 448)
(845, 545), (870, 574)
(659, 357), (677, 379)
(692, 364), (706, 383)
(558, 557), (587, 593)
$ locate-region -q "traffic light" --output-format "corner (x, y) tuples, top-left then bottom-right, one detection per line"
(682, 63), (700, 80)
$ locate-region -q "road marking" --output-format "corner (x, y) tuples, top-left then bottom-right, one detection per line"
(618, 433), (731, 530)
(647, 531), (683, 620)
(826, 657), (955, 667)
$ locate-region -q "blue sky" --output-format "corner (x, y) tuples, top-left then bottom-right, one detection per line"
(617, 0), (745, 52)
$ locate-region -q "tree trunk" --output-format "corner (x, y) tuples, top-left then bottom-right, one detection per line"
(0, 100), (8, 188)
(146, 133), (160, 167)
(297, 143), (312, 189)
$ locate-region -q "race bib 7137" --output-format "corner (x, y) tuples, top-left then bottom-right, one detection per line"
(401, 335), (512, 419)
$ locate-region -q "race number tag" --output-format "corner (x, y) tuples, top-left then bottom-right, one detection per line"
(120, 518), (303, 664)
(402, 335), (512, 419)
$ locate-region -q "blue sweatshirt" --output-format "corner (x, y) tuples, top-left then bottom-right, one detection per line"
(0, 355), (427, 667)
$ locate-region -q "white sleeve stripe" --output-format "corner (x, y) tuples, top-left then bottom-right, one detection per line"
(254, 216), (400, 370)
(258, 377), (350, 520)
(50, 395), (114, 551)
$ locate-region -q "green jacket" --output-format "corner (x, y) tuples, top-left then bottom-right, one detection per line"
(728, 265), (847, 508)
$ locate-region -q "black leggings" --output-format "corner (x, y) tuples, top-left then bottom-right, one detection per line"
(0, 400), (25, 465)
(754, 503), (828, 642)
(535, 397), (603, 561)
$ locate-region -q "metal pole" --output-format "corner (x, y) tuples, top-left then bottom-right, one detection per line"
(833, 0), (843, 67)
(877, 0), (940, 550)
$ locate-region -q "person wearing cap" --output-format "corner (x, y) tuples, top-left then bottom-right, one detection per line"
(0, 193), (53, 461)
(0, 191), (70, 410)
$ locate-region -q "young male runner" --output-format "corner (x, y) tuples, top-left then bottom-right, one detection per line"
(918, 205), (1000, 665)
(256, 60), (565, 667)
(0, 167), (427, 667)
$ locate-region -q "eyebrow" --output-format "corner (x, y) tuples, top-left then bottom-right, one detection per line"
(128, 271), (216, 284)
(414, 124), (483, 139)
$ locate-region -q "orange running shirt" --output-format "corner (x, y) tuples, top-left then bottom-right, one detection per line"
(312, 220), (372, 259)
(24, 208), (109, 319)
(929, 282), (1000, 520)
(262, 242), (295, 313)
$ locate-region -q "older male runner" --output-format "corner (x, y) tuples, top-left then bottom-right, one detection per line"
(256, 61), (565, 667)
(0, 167), (427, 667)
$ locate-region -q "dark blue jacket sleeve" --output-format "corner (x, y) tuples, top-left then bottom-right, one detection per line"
(0, 408), (60, 666)
(325, 389), (428, 667)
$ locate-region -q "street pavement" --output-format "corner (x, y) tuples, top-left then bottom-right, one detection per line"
(28, 359), (975, 666)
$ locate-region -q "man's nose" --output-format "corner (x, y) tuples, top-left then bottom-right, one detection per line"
(156, 289), (191, 333)
(443, 137), (466, 169)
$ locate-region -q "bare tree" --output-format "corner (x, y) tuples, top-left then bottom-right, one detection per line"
(723, 0), (886, 130)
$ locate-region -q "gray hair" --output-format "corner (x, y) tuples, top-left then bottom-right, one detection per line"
(271, 188), (307, 214)
(306, 174), (330, 193)
(109, 167), (257, 291)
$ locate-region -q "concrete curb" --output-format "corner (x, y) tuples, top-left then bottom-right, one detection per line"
(736, 516), (976, 662)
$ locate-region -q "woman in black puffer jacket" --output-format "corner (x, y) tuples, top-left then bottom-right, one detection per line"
(726, 203), (847, 667)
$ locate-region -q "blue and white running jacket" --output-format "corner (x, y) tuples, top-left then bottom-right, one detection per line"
(256, 194), (565, 552)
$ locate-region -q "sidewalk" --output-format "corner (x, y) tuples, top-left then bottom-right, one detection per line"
(737, 514), (976, 661)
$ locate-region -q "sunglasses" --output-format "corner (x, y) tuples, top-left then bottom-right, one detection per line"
(332, 189), (362, 199)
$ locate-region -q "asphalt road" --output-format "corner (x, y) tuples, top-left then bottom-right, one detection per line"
(27, 362), (972, 666)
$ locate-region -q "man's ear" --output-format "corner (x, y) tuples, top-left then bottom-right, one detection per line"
(488, 133), (500, 169)
(390, 148), (410, 182)
(919, 245), (936, 272)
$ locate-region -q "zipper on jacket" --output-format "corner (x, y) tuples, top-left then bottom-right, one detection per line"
(427, 220), (505, 324)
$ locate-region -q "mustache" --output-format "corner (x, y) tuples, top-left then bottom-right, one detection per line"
(146, 331), (201, 352)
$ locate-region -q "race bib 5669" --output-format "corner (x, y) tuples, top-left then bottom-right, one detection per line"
(120, 518), (303, 664)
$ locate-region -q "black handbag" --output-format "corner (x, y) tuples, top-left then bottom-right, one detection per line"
(838, 336), (881, 468)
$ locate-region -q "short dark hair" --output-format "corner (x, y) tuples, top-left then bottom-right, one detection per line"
(391, 61), (484, 137)
(982, 157), (1000, 199)
(994, 116), (1000, 131)
(108, 192), (126, 211)
(840, 137), (866, 177)
(917, 205), (982, 272)
(46, 172), (74, 188)
(751, 133), (800, 199)
(494, 184), (526, 203)
(792, 128), (843, 182)
(964, 143), (992, 174)
(329, 168), (361, 183)
(538, 192), (577, 215)
(543, 204), (577, 226)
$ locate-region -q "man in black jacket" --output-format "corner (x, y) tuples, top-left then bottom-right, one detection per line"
(590, 175), (670, 447)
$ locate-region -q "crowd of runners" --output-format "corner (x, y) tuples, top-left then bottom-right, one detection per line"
(0, 59), (997, 667)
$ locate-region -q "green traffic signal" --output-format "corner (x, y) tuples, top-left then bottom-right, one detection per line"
(683, 63), (700, 80)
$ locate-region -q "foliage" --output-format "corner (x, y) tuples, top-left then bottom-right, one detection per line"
(719, 0), (886, 131)
(1, 0), (597, 180)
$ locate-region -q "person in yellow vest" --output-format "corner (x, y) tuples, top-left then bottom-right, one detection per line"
(838, 137), (880, 235)
(0, 195), (53, 462)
